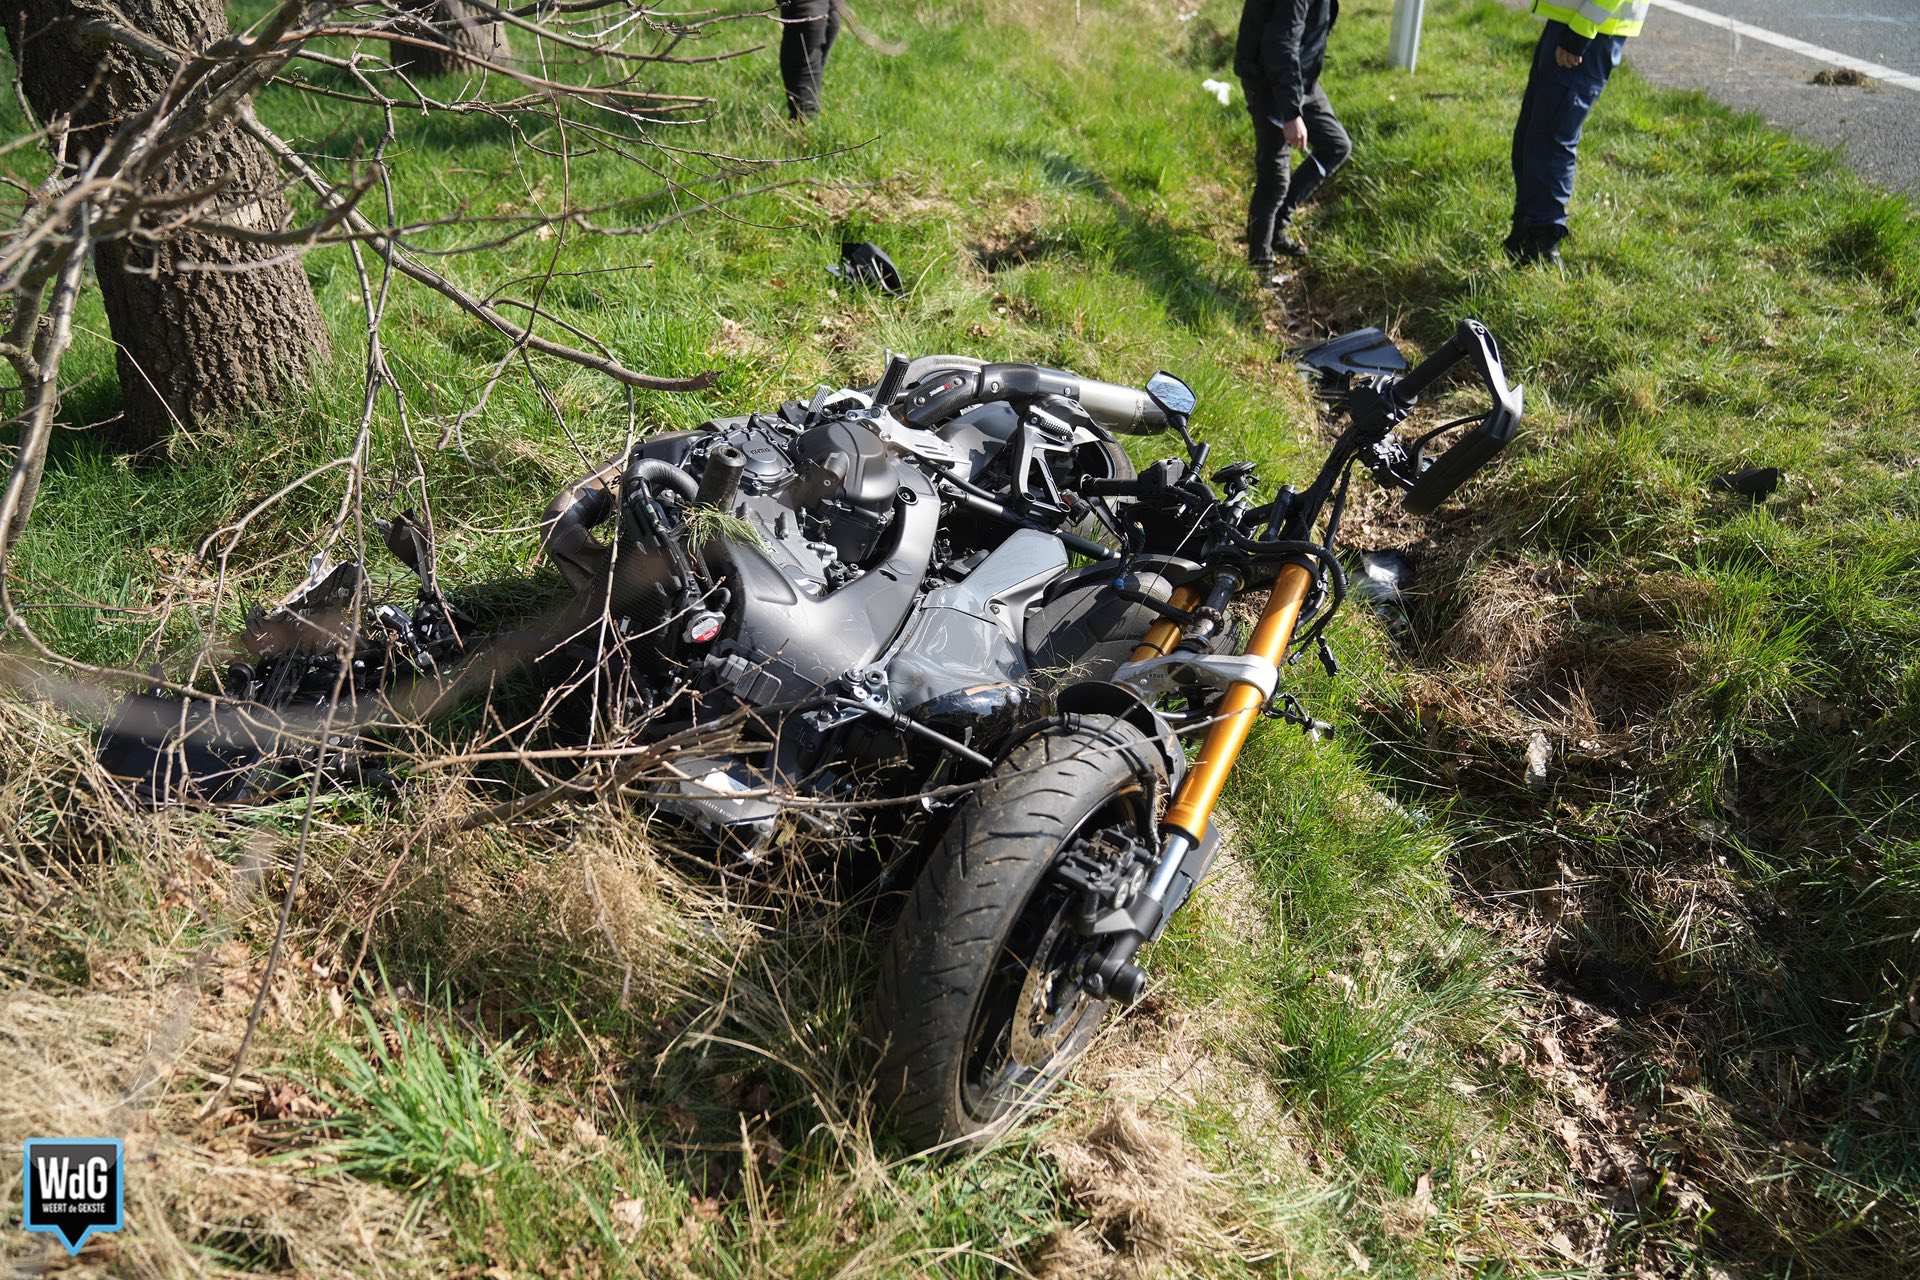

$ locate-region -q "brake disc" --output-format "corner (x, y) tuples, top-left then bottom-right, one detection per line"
(1009, 912), (1081, 1068)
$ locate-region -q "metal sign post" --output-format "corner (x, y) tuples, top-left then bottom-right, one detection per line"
(1390, 0), (1426, 71)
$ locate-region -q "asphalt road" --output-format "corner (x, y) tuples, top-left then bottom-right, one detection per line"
(1625, 0), (1920, 193)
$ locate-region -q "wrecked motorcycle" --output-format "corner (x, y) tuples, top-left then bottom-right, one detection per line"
(865, 320), (1520, 1146)
(98, 322), (1520, 1149)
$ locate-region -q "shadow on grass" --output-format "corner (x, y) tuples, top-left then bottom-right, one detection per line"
(1007, 143), (1262, 334)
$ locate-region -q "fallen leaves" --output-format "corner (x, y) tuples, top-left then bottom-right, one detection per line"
(609, 1196), (648, 1238)
(709, 316), (768, 360)
(1382, 1171), (1437, 1239)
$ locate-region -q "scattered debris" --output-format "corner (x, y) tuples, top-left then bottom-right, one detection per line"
(1810, 66), (1875, 88)
(1353, 548), (1414, 640)
(1707, 465), (1781, 500)
(827, 241), (904, 295)
(1355, 549), (1412, 604)
(1201, 78), (1232, 107)
(1525, 730), (1551, 791)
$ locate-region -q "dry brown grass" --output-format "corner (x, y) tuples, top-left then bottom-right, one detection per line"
(0, 698), (444, 1277)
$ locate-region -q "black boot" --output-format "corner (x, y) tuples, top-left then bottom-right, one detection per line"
(1270, 210), (1308, 259)
(1505, 224), (1563, 266)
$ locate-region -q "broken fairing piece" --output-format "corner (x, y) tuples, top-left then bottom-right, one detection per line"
(1202, 79), (1233, 106)
(828, 242), (905, 296)
(1354, 549), (1412, 603)
(1708, 466), (1781, 501)
(1351, 549), (1413, 644)
(1296, 327), (1410, 393)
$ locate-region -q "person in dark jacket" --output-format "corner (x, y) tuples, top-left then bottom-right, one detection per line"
(780, 0), (839, 120)
(1235, 0), (1351, 271)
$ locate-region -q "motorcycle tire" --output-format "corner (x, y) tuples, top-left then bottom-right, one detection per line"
(873, 712), (1165, 1150)
(1023, 564), (1173, 687)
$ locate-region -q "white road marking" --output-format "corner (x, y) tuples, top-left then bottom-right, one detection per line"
(1654, 0), (1920, 93)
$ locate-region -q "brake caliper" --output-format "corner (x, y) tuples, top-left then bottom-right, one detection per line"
(1051, 828), (1158, 937)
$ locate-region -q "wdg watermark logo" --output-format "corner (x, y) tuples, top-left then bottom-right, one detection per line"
(22, 1138), (123, 1255)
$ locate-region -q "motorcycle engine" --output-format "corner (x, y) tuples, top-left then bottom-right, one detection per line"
(701, 415), (900, 591)
(613, 406), (939, 705)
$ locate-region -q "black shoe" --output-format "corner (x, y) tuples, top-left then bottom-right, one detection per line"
(1505, 226), (1563, 266)
(1269, 214), (1309, 256)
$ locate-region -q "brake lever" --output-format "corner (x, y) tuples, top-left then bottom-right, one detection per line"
(1357, 429), (1418, 492)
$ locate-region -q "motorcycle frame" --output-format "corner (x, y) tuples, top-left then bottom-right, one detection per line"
(1076, 319), (1521, 1000)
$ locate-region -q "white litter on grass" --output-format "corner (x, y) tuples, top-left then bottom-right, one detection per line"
(1355, 550), (1412, 604)
(1201, 78), (1233, 106)
(1525, 731), (1552, 791)
(1178, 10), (1200, 22)
(1353, 549), (1414, 644)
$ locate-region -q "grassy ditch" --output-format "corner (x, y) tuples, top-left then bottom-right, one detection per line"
(3, 0), (1917, 1276)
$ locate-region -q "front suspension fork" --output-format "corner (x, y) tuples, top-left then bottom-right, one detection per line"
(1086, 562), (1316, 999)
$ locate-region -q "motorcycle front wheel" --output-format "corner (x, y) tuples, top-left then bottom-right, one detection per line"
(872, 713), (1165, 1150)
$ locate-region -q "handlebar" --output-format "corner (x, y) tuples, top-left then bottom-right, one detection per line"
(1391, 319), (1507, 410)
(1391, 323), (1473, 405)
(890, 362), (1171, 436)
(1389, 320), (1523, 515)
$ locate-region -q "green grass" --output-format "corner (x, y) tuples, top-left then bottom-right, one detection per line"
(4, 0), (1919, 1276)
(306, 990), (523, 1208)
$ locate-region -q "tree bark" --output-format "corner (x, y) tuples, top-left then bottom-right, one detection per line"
(3, 0), (329, 447)
(388, 0), (507, 77)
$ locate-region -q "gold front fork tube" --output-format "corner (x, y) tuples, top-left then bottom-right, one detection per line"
(1160, 562), (1315, 842)
(1129, 585), (1205, 664)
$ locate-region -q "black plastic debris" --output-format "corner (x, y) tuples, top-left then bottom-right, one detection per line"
(97, 690), (269, 805)
(1296, 327), (1409, 395)
(96, 532), (467, 807)
(829, 241), (905, 295)
(1708, 466), (1781, 501)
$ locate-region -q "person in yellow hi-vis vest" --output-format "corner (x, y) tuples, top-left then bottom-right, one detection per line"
(1506, 0), (1650, 265)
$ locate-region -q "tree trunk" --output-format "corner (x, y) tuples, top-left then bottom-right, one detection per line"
(388, 0), (507, 77)
(3, 0), (329, 447)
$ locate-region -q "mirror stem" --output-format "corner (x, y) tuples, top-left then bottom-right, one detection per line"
(1171, 415), (1206, 472)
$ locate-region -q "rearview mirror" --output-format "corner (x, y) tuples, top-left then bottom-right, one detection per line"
(1144, 371), (1196, 421)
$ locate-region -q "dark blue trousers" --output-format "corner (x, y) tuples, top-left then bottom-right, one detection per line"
(1511, 21), (1625, 237)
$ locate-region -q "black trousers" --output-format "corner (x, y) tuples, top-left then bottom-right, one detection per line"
(779, 0), (839, 119)
(1241, 77), (1351, 263)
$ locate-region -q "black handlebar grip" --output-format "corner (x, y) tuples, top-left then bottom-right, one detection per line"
(872, 352), (911, 408)
(1390, 320), (1478, 407)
